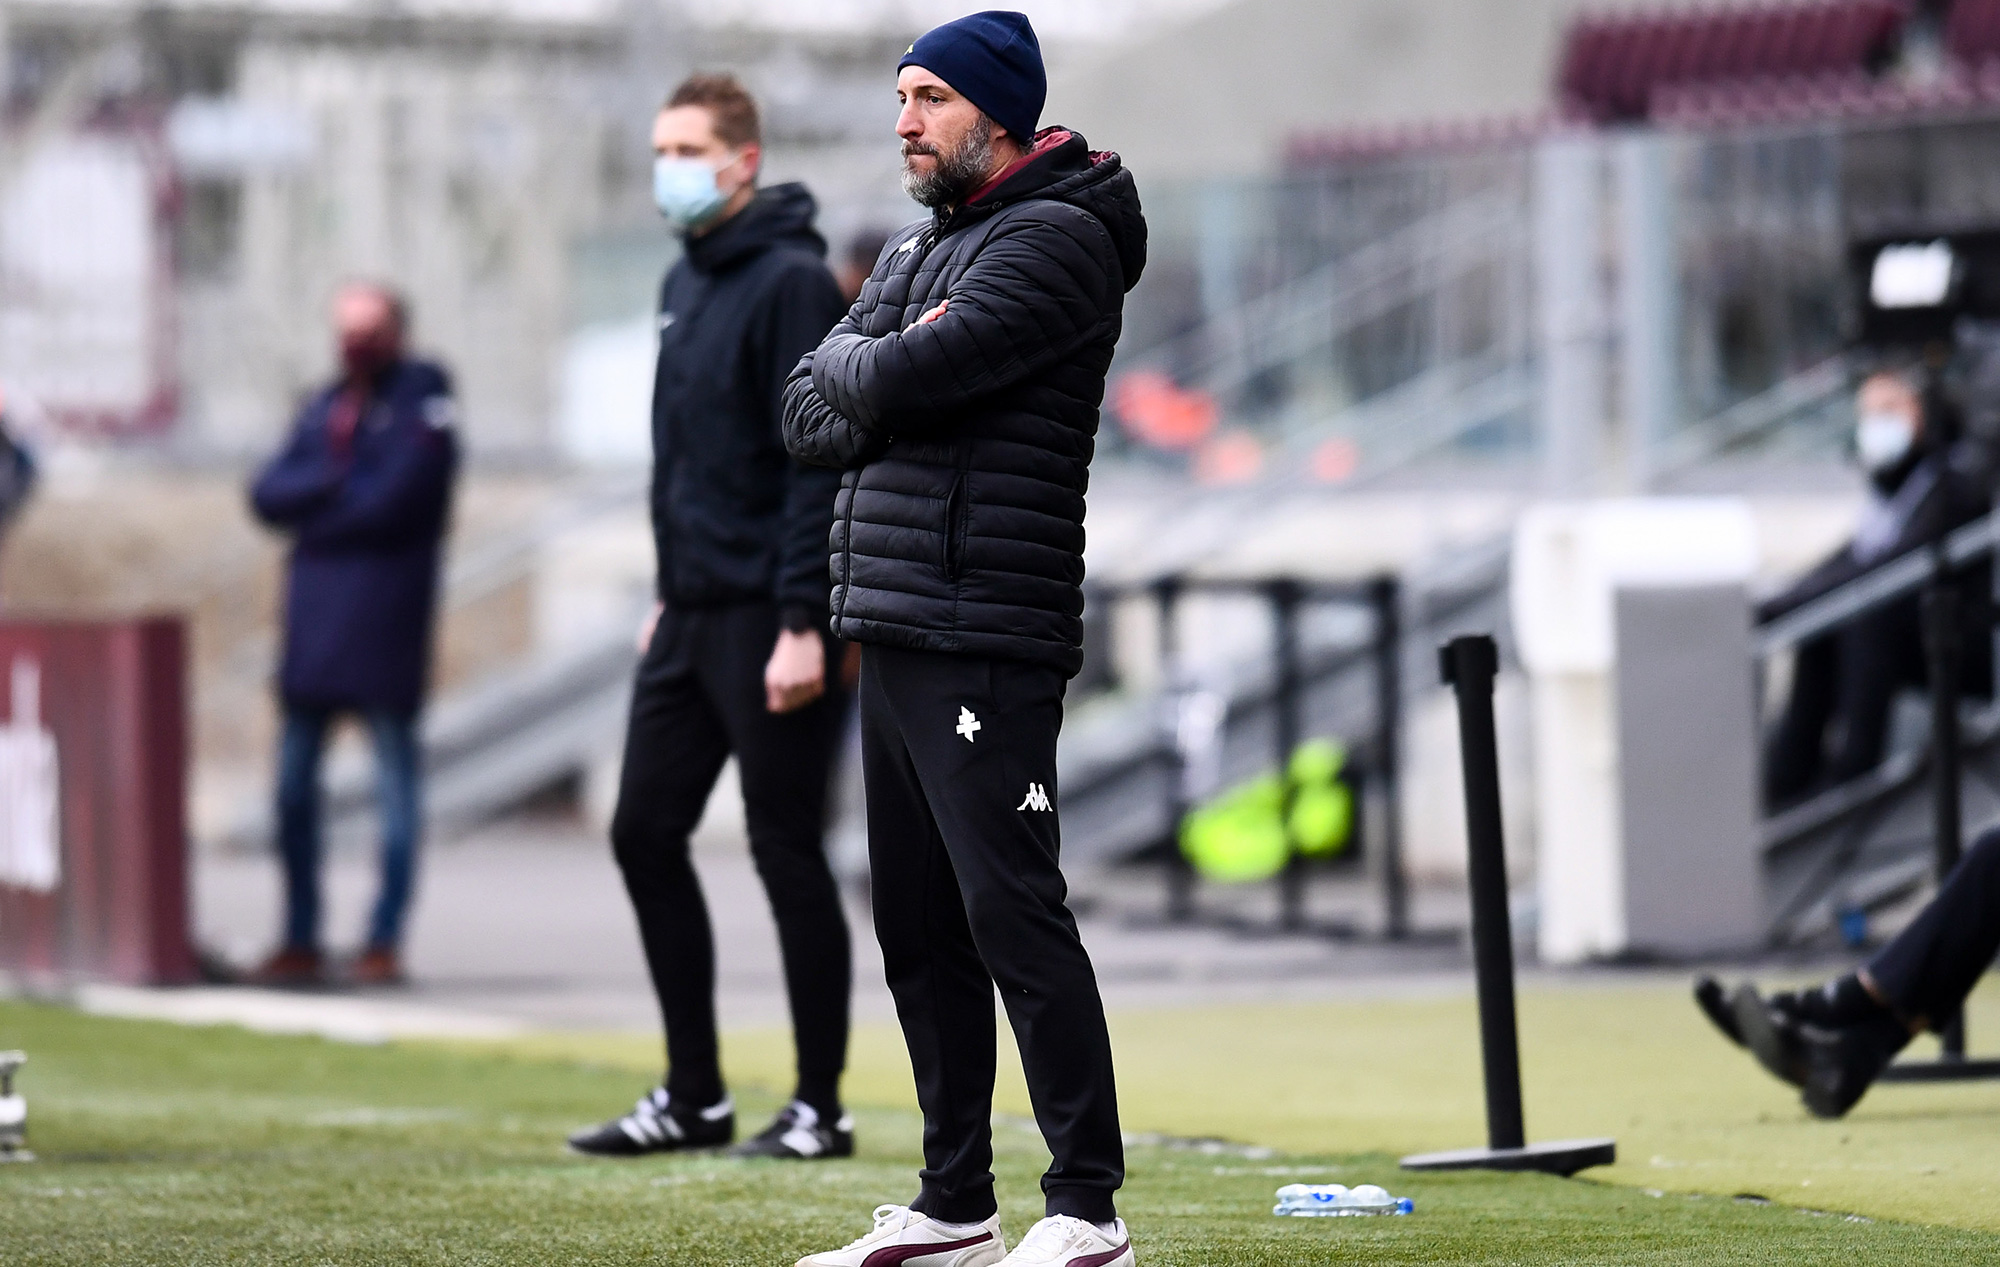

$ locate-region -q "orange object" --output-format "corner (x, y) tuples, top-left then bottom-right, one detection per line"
(1193, 430), (1264, 485)
(1112, 370), (1219, 450)
(1311, 436), (1361, 483)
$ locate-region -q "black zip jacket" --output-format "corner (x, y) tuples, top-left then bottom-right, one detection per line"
(780, 129), (1147, 675)
(1759, 444), (1994, 697)
(650, 183), (848, 627)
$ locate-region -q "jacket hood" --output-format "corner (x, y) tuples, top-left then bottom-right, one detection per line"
(956, 127), (1146, 292)
(686, 182), (827, 273)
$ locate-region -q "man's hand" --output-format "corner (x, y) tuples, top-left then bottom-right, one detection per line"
(915, 298), (949, 325)
(765, 628), (827, 714)
(636, 601), (664, 654)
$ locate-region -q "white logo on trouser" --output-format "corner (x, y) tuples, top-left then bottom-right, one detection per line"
(1016, 783), (1051, 812)
(956, 707), (982, 742)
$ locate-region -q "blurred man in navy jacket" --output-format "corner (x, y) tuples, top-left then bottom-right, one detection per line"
(249, 282), (460, 986)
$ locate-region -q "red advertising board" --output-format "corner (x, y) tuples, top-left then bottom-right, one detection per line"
(0, 617), (195, 985)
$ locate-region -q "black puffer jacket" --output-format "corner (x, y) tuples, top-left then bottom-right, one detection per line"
(650, 183), (848, 627)
(781, 129), (1146, 675)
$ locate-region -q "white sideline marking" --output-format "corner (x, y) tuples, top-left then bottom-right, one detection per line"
(70, 985), (528, 1045)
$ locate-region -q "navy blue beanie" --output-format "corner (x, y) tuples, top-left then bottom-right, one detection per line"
(899, 11), (1046, 146)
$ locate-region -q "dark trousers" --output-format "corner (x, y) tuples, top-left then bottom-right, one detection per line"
(1765, 600), (1927, 807)
(609, 603), (850, 1113)
(859, 645), (1122, 1225)
(1868, 828), (2000, 1026)
(276, 704), (420, 952)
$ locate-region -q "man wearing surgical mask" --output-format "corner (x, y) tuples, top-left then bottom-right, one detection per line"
(1760, 367), (1992, 808)
(569, 73), (855, 1160)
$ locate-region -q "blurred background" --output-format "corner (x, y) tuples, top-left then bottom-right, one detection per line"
(9, 0), (2000, 1020)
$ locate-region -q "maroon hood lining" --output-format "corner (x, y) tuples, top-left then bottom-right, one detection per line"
(966, 126), (1077, 206)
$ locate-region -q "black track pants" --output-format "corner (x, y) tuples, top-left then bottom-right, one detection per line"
(1869, 828), (2000, 1026)
(609, 603), (851, 1114)
(859, 644), (1122, 1224)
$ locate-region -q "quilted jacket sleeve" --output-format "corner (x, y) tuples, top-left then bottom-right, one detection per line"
(808, 206), (1118, 435)
(781, 306), (894, 471)
(762, 262), (853, 613)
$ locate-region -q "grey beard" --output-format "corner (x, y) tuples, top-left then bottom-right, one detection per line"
(901, 115), (996, 208)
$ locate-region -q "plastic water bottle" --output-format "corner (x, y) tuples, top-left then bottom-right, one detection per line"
(1273, 1182), (1414, 1217)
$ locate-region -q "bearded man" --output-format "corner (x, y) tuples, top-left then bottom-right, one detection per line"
(782, 12), (1148, 1267)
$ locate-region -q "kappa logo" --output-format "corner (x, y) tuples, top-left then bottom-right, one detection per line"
(955, 707), (982, 742)
(1016, 783), (1052, 813)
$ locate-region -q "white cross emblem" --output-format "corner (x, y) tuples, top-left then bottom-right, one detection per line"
(955, 707), (982, 742)
(1016, 783), (1052, 812)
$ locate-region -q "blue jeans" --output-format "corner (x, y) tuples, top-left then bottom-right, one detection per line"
(275, 704), (422, 953)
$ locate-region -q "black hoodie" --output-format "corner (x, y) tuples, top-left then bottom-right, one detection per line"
(1757, 440), (1993, 696)
(649, 182), (848, 624)
(781, 128), (1148, 675)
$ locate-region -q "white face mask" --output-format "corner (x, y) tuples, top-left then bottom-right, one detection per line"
(1856, 412), (1917, 472)
(652, 152), (743, 231)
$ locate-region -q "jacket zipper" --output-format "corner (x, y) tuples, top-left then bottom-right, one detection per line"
(944, 435), (973, 580)
(835, 473), (859, 624)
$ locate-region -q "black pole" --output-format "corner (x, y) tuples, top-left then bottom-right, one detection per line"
(1402, 632), (1614, 1174)
(1372, 575), (1410, 940)
(1270, 580), (1306, 932)
(1156, 576), (1194, 924)
(1403, 633), (1613, 1175)
(1440, 635), (1526, 1152)
(1922, 573), (1967, 1060)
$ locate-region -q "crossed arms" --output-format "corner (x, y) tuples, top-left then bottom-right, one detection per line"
(781, 209), (1116, 470)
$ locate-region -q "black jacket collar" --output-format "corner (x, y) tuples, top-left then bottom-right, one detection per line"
(931, 126), (1147, 292)
(684, 183), (827, 274)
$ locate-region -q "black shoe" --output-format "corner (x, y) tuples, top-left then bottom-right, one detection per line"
(567, 1088), (734, 1156)
(727, 1100), (854, 1159)
(1693, 976), (1743, 1046)
(1730, 983), (1810, 1088)
(1800, 1014), (1910, 1120)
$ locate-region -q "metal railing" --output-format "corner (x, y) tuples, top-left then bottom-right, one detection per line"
(1758, 506), (2000, 657)
(1756, 501), (2000, 985)
(1082, 572), (1410, 940)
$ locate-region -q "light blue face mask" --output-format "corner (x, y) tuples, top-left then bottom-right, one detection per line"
(653, 155), (731, 230)
(1857, 411), (1917, 472)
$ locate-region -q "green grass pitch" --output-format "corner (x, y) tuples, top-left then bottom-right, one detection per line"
(3, 985), (1999, 1264)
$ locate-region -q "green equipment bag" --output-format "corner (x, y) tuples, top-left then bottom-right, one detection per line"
(1180, 738), (1354, 883)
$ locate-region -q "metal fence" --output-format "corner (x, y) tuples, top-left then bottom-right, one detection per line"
(1107, 106), (2000, 489)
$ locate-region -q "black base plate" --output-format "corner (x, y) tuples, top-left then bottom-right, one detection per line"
(1400, 1138), (1616, 1177)
(1877, 1057), (2000, 1083)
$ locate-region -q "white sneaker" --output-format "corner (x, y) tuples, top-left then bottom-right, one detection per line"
(796, 1205), (1005, 1267)
(996, 1216), (1133, 1267)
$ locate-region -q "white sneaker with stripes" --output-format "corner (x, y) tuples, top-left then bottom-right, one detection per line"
(796, 1204), (1004, 1267)
(996, 1216), (1133, 1267)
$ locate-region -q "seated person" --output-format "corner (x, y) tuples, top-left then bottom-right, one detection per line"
(1694, 826), (2000, 1118)
(1759, 366), (1991, 810)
